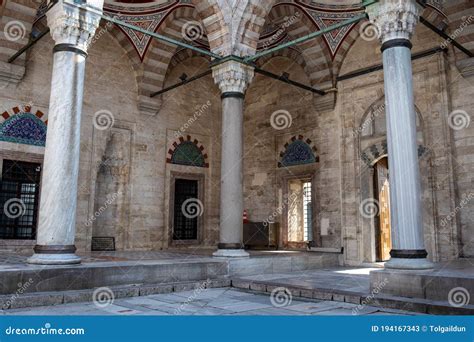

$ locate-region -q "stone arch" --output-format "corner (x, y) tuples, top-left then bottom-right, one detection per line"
(190, 0), (230, 56)
(0, 0), (44, 64)
(357, 96), (424, 139)
(254, 2), (334, 107)
(104, 3), (212, 114)
(278, 135), (318, 168)
(136, 6), (212, 114)
(256, 48), (307, 72)
(0, 104), (48, 146)
(360, 140), (429, 167)
(167, 135), (209, 168)
(231, 0), (277, 57)
(169, 48), (211, 70)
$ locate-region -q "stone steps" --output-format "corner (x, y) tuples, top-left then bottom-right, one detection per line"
(1, 278), (231, 310)
(230, 278), (474, 315)
(0, 259), (228, 295)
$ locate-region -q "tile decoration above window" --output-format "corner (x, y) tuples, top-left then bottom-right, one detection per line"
(278, 135), (318, 168)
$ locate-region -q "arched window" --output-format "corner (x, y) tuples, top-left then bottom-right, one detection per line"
(278, 136), (318, 168)
(0, 113), (47, 146)
(167, 136), (208, 168)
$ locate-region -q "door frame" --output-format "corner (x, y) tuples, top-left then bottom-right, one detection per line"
(168, 171), (205, 246)
(373, 157), (391, 261)
(280, 171), (319, 249)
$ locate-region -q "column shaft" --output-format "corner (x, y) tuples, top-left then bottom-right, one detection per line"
(27, 0), (104, 265)
(218, 95), (244, 248)
(211, 60), (254, 258)
(28, 51), (86, 264)
(382, 44), (432, 270)
(383, 46), (424, 251)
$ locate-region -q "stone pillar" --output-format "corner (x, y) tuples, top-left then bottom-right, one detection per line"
(28, 0), (104, 265)
(212, 61), (254, 257)
(368, 0), (432, 269)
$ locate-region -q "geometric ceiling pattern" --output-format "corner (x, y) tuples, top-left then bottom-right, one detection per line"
(104, 1), (184, 60)
(35, 0), (448, 63)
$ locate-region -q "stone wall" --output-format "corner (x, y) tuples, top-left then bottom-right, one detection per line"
(0, 29), (222, 253)
(337, 24), (471, 264)
(0, 8), (471, 263)
(243, 56), (342, 249)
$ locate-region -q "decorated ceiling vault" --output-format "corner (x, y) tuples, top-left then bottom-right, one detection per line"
(25, 0), (454, 114)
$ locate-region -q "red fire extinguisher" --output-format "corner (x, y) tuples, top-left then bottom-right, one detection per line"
(243, 210), (249, 224)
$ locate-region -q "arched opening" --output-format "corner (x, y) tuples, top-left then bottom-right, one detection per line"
(373, 156), (391, 262)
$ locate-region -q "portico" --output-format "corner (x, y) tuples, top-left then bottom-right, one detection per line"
(0, 0), (471, 314)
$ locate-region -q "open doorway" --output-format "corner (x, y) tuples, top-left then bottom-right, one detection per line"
(287, 178), (313, 248)
(374, 157), (391, 261)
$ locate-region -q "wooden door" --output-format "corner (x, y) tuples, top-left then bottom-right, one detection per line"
(375, 158), (391, 261)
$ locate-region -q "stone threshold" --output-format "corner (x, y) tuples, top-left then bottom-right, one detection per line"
(230, 278), (474, 315)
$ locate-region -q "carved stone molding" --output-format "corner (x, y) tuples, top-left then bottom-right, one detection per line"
(211, 60), (254, 94)
(367, 0), (421, 43)
(46, 0), (104, 51)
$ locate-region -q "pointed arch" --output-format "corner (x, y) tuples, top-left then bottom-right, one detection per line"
(191, 0), (231, 56)
(0, 0), (43, 64)
(360, 140), (429, 166)
(278, 135), (318, 168)
(167, 135), (209, 168)
(259, 3), (333, 88)
(0, 104), (48, 146)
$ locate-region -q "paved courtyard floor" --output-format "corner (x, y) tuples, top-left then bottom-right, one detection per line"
(1, 288), (418, 316)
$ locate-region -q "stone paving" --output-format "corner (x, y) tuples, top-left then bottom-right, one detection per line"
(1, 288), (418, 316)
(233, 267), (377, 293)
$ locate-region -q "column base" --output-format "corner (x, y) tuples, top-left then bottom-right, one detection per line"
(385, 257), (434, 270)
(213, 249), (249, 258)
(27, 253), (81, 265)
(27, 244), (81, 265)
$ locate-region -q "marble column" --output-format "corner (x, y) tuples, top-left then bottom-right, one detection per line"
(28, 0), (104, 265)
(368, 0), (433, 269)
(212, 61), (254, 257)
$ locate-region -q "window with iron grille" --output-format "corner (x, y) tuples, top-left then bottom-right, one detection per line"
(303, 181), (313, 241)
(173, 179), (199, 240)
(0, 160), (41, 239)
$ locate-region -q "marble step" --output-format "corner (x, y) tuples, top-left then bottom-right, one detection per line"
(0, 278), (231, 310)
(0, 258), (228, 295)
(230, 278), (474, 315)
